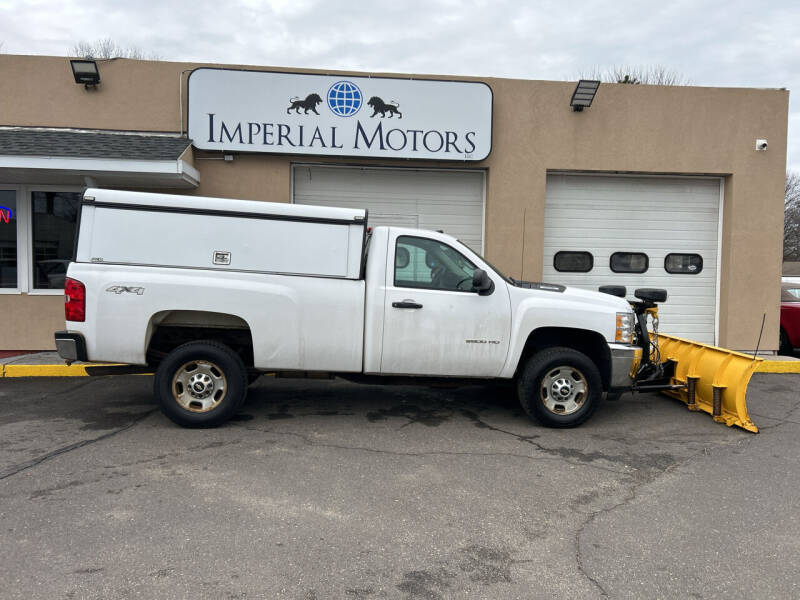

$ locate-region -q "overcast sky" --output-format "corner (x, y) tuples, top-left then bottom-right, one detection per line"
(2, 0), (798, 171)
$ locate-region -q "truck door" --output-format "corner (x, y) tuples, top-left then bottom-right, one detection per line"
(380, 232), (511, 377)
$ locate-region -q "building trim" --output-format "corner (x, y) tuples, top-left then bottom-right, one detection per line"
(0, 156), (200, 187)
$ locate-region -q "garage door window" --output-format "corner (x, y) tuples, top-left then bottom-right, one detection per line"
(610, 252), (649, 273)
(665, 253), (703, 275)
(553, 251), (593, 273)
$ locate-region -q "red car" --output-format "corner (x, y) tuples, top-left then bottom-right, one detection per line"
(780, 282), (800, 355)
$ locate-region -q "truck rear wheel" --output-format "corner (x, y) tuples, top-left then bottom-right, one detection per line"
(154, 340), (248, 428)
(518, 347), (602, 428)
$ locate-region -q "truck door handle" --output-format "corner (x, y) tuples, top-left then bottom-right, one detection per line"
(392, 300), (423, 309)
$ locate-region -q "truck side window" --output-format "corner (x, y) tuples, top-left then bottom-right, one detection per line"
(394, 236), (478, 292)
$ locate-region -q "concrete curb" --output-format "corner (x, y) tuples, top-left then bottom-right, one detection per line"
(754, 361), (800, 374)
(1, 364), (153, 378)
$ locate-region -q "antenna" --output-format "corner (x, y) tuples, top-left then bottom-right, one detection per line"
(753, 313), (766, 360)
(520, 208), (527, 280)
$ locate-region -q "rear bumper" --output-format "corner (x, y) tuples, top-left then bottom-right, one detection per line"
(608, 343), (642, 390)
(54, 331), (88, 362)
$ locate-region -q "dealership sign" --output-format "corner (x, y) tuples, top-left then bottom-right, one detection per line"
(187, 68), (492, 161)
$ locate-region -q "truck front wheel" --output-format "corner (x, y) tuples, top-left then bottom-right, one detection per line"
(518, 347), (602, 428)
(154, 340), (248, 427)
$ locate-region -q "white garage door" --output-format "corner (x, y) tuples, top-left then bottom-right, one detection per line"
(293, 165), (485, 252)
(544, 174), (721, 343)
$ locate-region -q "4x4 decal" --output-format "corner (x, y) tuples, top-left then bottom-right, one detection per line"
(106, 286), (145, 295)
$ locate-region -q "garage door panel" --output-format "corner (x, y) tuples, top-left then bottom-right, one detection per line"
(548, 233), (719, 244)
(294, 166), (484, 253)
(545, 210), (719, 221)
(545, 175), (720, 344)
(545, 210), (719, 222)
(551, 174), (719, 192)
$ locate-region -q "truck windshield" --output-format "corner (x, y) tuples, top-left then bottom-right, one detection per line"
(455, 239), (514, 284)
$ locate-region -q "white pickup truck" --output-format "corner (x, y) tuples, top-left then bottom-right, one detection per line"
(55, 189), (644, 428)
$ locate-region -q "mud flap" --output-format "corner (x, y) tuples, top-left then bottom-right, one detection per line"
(654, 334), (761, 433)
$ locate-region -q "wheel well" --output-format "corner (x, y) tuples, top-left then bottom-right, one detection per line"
(146, 310), (254, 368)
(516, 327), (611, 390)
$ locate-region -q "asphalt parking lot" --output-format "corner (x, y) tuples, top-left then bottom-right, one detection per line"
(1, 374), (799, 599)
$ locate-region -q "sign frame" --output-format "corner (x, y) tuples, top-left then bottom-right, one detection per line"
(187, 67), (493, 162)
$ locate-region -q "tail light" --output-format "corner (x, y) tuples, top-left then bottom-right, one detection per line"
(64, 277), (86, 322)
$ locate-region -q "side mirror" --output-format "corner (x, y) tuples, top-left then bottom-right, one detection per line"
(472, 269), (494, 296)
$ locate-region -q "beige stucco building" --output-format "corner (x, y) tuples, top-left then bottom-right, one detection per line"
(0, 54), (789, 351)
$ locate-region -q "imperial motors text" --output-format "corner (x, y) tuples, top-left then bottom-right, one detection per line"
(206, 114), (478, 156)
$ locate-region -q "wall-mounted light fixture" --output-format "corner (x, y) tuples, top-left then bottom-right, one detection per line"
(570, 79), (600, 112)
(70, 59), (100, 89)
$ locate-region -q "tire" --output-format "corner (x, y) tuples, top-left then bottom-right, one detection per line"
(154, 340), (248, 428)
(779, 328), (793, 356)
(517, 347), (602, 428)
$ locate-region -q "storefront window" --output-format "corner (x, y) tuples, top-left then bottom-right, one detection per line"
(32, 191), (81, 289)
(0, 191), (17, 288)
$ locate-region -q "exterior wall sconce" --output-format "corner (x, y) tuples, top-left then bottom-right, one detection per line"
(70, 59), (101, 89)
(570, 80), (600, 111)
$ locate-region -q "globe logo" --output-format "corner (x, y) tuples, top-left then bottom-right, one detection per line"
(327, 81), (362, 117)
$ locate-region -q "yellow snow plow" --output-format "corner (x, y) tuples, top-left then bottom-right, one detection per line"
(599, 285), (800, 434)
(655, 334), (761, 433)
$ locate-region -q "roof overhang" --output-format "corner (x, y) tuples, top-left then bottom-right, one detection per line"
(0, 155), (200, 189)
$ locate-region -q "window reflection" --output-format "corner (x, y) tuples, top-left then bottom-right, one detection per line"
(0, 191), (16, 288)
(32, 191), (81, 289)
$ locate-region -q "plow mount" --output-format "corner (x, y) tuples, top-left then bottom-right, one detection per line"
(600, 285), (799, 434)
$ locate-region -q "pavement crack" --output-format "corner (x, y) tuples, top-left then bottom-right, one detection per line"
(0, 409), (158, 480)
(236, 425), (628, 474)
(572, 439), (730, 598)
(748, 412), (800, 428)
(574, 489), (630, 598)
(459, 410), (630, 475)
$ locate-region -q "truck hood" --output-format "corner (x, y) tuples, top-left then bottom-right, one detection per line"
(511, 280), (632, 313)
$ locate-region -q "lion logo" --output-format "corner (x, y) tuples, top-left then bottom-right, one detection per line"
(287, 93), (323, 115)
(367, 96), (402, 119)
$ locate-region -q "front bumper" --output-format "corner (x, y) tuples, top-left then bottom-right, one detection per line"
(608, 343), (642, 390)
(54, 331), (88, 362)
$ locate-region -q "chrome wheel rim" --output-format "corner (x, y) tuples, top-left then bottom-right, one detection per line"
(540, 366), (587, 415)
(171, 360), (227, 412)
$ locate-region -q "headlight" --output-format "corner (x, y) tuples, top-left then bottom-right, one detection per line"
(616, 312), (634, 344)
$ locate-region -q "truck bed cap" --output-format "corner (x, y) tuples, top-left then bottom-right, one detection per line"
(84, 188), (366, 224)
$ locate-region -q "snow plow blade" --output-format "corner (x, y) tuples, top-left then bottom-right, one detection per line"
(655, 334), (761, 433)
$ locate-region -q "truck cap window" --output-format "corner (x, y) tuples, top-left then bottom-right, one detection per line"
(553, 251), (593, 273)
(664, 253), (703, 275)
(395, 236), (478, 292)
(610, 252), (649, 274)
